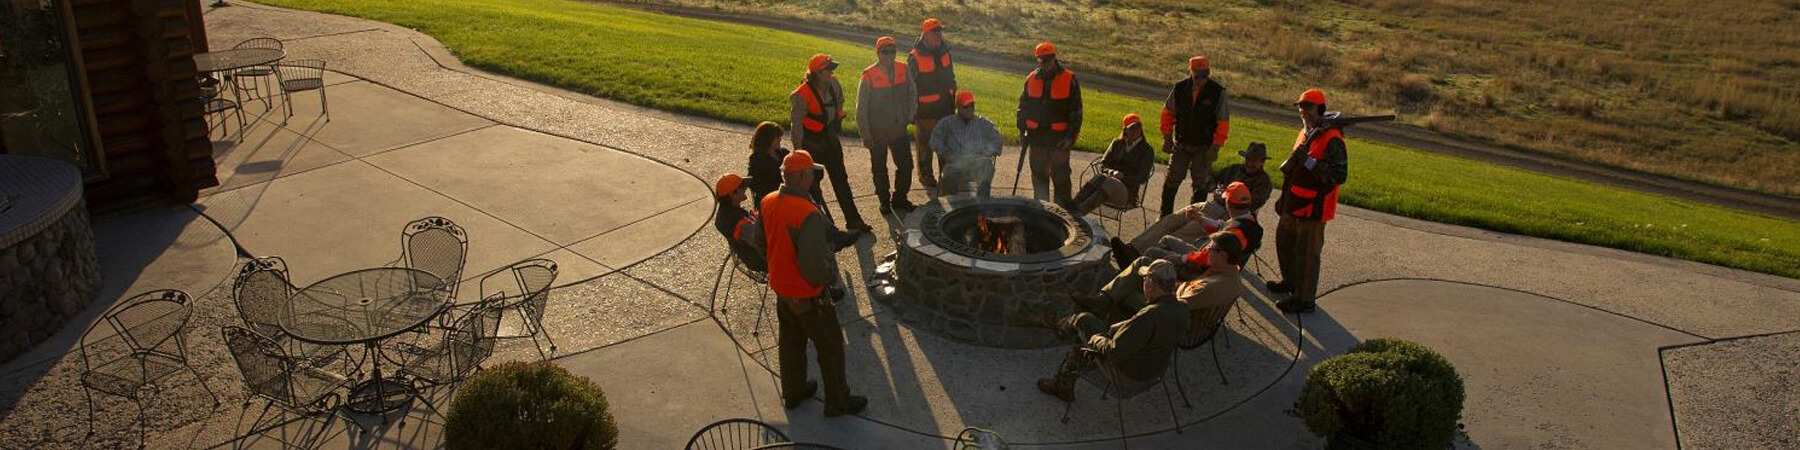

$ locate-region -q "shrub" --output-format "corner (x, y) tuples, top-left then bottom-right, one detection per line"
(1299, 338), (1465, 449)
(445, 361), (620, 450)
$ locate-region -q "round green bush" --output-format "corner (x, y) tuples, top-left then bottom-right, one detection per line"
(444, 361), (620, 450)
(1299, 338), (1465, 449)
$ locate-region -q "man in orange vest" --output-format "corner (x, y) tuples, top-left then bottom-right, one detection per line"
(1272, 89), (1349, 314)
(761, 150), (868, 417)
(791, 54), (873, 232)
(1159, 55), (1232, 217)
(1016, 41), (1083, 205)
(909, 18), (957, 190)
(857, 36), (919, 215)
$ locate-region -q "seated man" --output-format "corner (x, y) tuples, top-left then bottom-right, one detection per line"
(713, 173), (766, 272)
(1037, 259), (1189, 402)
(1084, 229), (1255, 322)
(1116, 181), (1261, 269)
(1122, 143), (1272, 252)
(932, 91), (1003, 198)
(1068, 113), (1155, 216)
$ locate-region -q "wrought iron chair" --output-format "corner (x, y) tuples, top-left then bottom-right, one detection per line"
(1058, 345), (1187, 435)
(477, 258), (560, 359)
(1078, 158), (1150, 237)
(78, 289), (220, 448)
(399, 294), (503, 413)
(232, 256), (348, 369)
(712, 238), (772, 340)
(274, 59), (328, 122)
(749, 443), (849, 450)
(231, 37), (282, 111)
(221, 325), (347, 447)
(953, 427), (1010, 450)
(683, 418), (790, 450)
(1177, 300), (1236, 389)
(402, 216), (469, 302)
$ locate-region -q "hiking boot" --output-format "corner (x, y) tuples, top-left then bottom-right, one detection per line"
(920, 175), (938, 188)
(1037, 377), (1075, 403)
(846, 221), (875, 232)
(879, 201), (894, 216)
(783, 380), (818, 409)
(823, 396), (868, 417)
(1276, 299), (1316, 314)
(1109, 238), (1138, 269)
(1266, 280), (1293, 294)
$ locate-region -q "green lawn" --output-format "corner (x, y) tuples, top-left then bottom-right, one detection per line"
(257, 0), (1800, 279)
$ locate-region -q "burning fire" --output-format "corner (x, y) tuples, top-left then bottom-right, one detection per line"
(974, 213), (1022, 254)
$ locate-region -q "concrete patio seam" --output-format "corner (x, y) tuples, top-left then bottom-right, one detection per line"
(1317, 277), (1713, 341)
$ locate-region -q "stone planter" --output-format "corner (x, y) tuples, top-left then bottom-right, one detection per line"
(0, 155), (101, 363)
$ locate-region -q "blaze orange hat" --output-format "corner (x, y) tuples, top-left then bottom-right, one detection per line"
(876, 36), (896, 50)
(714, 173), (746, 198)
(808, 54), (837, 73)
(1223, 181), (1252, 206)
(1189, 55), (1210, 72)
(922, 18), (942, 33)
(1121, 113), (1142, 129)
(1034, 41), (1057, 58)
(784, 149), (823, 173)
(1294, 88), (1327, 105)
(956, 90), (976, 107)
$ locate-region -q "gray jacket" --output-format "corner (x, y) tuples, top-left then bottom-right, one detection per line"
(855, 61), (917, 144)
(930, 114), (1003, 162)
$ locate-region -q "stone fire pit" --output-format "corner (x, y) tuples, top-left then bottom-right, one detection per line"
(0, 155), (100, 363)
(874, 195), (1112, 349)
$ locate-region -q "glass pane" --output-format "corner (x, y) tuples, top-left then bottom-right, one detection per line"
(1, 0), (95, 172)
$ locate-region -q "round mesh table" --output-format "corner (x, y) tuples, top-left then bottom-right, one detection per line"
(282, 267), (448, 414)
(193, 48), (285, 73)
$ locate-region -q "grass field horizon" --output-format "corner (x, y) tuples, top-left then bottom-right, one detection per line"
(253, 0), (1800, 279)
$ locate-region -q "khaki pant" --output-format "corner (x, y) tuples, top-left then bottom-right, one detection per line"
(777, 296), (853, 408)
(914, 117), (942, 186)
(1129, 194), (1226, 252)
(1071, 174), (1129, 216)
(1161, 142), (1216, 215)
(1025, 133), (1073, 204)
(1275, 214), (1327, 304)
(1084, 257), (1156, 322)
(1051, 311), (1110, 384)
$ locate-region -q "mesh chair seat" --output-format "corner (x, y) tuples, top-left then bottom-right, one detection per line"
(81, 353), (186, 398)
(281, 78), (323, 92)
(291, 366), (350, 405)
(236, 67), (275, 77)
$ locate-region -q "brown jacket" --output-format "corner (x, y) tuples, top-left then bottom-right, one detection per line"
(1093, 293), (1189, 381)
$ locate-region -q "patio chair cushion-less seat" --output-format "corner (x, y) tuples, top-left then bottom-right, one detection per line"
(478, 258), (561, 359)
(403, 216), (469, 302)
(223, 326), (347, 413)
(275, 59), (330, 122)
(684, 418), (790, 450)
(230, 37), (283, 111)
(78, 289), (220, 449)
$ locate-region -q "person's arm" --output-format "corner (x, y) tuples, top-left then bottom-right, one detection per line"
(1065, 76), (1083, 146)
(1308, 138), (1349, 187)
(1016, 78), (1030, 134)
(1092, 308), (1154, 359)
(792, 212), (840, 287)
(931, 119), (954, 161)
(1212, 93), (1231, 147)
(738, 219), (765, 256)
(1160, 84), (1178, 148)
(1128, 142), (1155, 187)
(1251, 173), (1274, 211)
(903, 70), (918, 124)
(981, 120), (1004, 158)
(789, 93), (808, 149)
(855, 78), (874, 144)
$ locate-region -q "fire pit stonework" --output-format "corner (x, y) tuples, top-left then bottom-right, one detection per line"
(0, 156), (101, 363)
(876, 195), (1113, 349)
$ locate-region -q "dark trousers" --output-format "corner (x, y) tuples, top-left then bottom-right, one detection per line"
(1025, 132), (1073, 204)
(867, 134), (914, 206)
(777, 297), (853, 408)
(1275, 214), (1328, 304)
(914, 116), (942, 185)
(1161, 142), (1216, 216)
(1052, 312), (1110, 383)
(805, 134), (866, 226)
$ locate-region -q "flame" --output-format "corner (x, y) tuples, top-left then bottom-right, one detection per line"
(976, 213), (1012, 254)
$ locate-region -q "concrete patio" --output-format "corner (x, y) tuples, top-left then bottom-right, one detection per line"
(1, 2), (1797, 449)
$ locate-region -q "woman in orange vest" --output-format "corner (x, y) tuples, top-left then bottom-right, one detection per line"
(1015, 41), (1083, 205)
(1272, 89), (1349, 314)
(909, 18), (957, 189)
(790, 54), (873, 232)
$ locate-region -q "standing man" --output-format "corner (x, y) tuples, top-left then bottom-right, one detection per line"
(1016, 41), (1083, 205)
(1272, 89), (1348, 314)
(932, 91), (1003, 198)
(1158, 55), (1231, 217)
(791, 54), (873, 232)
(761, 150), (869, 417)
(857, 36), (919, 215)
(909, 18), (958, 190)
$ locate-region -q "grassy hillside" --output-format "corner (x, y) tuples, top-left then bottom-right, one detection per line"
(255, 0), (1800, 278)
(619, 0), (1800, 198)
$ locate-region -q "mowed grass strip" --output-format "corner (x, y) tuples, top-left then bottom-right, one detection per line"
(257, 0), (1800, 279)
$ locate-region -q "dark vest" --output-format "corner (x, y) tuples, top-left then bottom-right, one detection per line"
(1021, 67), (1077, 133)
(1170, 78), (1224, 146)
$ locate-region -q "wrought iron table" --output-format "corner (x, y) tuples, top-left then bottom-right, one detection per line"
(193, 48), (285, 74)
(280, 267), (447, 414)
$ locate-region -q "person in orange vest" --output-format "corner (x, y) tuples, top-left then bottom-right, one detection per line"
(1068, 113), (1155, 217)
(1016, 41), (1083, 205)
(1158, 55), (1232, 217)
(790, 54), (873, 232)
(857, 36), (919, 215)
(760, 150), (868, 417)
(713, 173), (766, 272)
(909, 18), (957, 190)
(1271, 89), (1349, 314)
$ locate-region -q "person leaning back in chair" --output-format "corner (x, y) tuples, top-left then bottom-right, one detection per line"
(1036, 259), (1188, 402)
(713, 173), (766, 272)
(1116, 143), (1271, 255)
(1067, 112), (1155, 216)
(761, 150), (868, 417)
(1116, 181), (1262, 269)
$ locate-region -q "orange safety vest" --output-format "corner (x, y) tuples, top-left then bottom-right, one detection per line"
(1283, 128), (1343, 222)
(793, 81), (837, 134)
(1022, 68), (1076, 132)
(760, 191), (826, 298)
(862, 62), (909, 89)
(911, 48), (953, 104)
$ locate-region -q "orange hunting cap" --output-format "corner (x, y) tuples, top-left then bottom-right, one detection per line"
(956, 90), (976, 107)
(1189, 55), (1210, 72)
(714, 173), (746, 198)
(922, 18), (942, 33)
(784, 149), (823, 173)
(1034, 41), (1057, 58)
(1224, 181), (1252, 207)
(876, 36), (897, 50)
(1122, 113), (1142, 129)
(808, 54), (836, 73)
(1294, 88), (1327, 105)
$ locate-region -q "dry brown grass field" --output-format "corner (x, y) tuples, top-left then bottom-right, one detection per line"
(640, 0), (1800, 197)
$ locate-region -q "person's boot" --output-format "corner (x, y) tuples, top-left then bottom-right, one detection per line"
(1276, 299), (1316, 314)
(1109, 238), (1138, 269)
(1037, 377), (1076, 403)
(1266, 280), (1292, 294)
(783, 380), (818, 409)
(879, 200), (894, 216)
(823, 396), (868, 417)
(891, 198), (917, 214)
